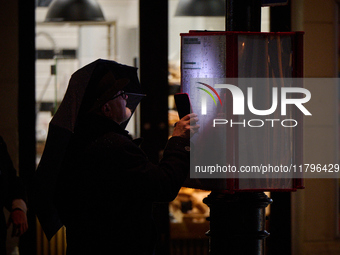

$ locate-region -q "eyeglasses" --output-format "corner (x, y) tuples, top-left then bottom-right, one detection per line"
(111, 91), (146, 100)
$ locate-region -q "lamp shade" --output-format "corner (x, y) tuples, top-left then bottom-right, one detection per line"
(45, 0), (105, 22)
(175, 0), (225, 17)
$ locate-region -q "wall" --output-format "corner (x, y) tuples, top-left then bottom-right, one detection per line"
(0, 1), (19, 165)
(98, 0), (139, 66)
(0, 3), (20, 253)
(291, 0), (340, 254)
(0, 2), (19, 253)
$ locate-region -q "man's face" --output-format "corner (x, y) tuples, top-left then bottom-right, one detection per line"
(102, 91), (132, 124)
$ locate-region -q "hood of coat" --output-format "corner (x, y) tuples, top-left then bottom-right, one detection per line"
(52, 59), (144, 132)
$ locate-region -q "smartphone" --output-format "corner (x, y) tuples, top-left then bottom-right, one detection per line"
(174, 93), (193, 119)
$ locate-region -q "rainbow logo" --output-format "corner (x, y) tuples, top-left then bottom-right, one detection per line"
(196, 82), (223, 107)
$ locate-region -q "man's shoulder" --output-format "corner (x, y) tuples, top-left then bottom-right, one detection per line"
(93, 131), (135, 150)
(83, 131), (146, 164)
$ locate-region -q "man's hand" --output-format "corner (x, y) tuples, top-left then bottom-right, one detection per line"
(172, 113), (200, 139)
(7, 209), (28, 237)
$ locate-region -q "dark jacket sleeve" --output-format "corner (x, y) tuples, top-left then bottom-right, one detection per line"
(97, 135), (190, 203)
(140, 136), (190, 202)
(0, 136), (26, 211)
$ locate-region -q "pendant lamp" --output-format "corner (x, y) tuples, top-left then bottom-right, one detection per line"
(45, 0), (105, 22)
(175, 0), (225, 16)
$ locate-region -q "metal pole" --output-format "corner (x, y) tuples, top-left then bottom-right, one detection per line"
(204, 192), (272, 255)
(226, 0), (262, 32)
(203, 1), (273, 255)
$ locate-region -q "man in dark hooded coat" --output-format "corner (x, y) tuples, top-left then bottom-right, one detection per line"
(35, 59), (199, 255)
